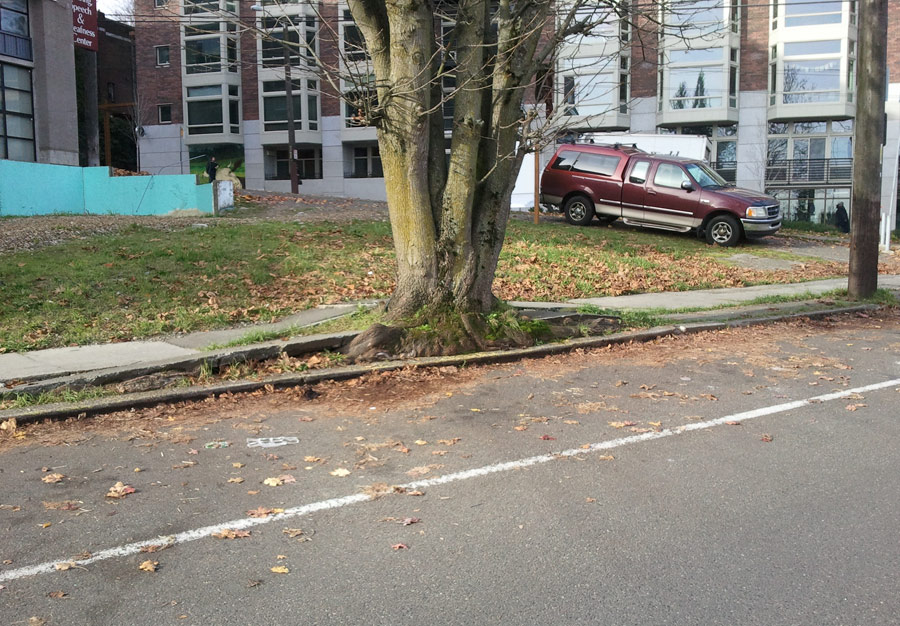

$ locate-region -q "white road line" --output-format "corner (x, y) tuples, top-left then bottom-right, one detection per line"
(3, 377), (899, 584)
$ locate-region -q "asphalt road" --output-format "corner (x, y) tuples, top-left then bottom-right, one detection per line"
(2, 312), (899, 625)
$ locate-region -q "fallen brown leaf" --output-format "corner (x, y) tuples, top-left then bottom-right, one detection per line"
(270, 565), (289, 574)
(42, 473), (65, 484)
(247, 507), (275, 518)
(139, 560), (158, 572)
(212, 529), (251, 539)
(391, 543), (409, 550)
(105, 482), (136, 499)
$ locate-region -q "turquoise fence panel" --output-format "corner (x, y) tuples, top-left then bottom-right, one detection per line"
(0, 161), (84, 216)
(0, 162), (214, 216)
(82, 168), (214, 215)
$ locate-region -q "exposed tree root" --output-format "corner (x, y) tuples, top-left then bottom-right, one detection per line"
(345, 306), (621, 362)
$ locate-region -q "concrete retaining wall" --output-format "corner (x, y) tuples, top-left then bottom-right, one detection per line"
(0, 160), (214, 216)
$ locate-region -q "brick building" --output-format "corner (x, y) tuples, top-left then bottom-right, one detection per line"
(132, 0), (900, 226)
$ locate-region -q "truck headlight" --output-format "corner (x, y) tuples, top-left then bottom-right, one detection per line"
(746, 206), (767, 218)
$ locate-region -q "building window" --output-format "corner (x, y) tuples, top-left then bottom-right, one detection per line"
(184, 23), (222, 74)
(781, 39), (842, 104)
(307, 80), (318, 131)
(262, 80), (302, 132)
(783, 0), (842, 28)
(158, 104), (172, 124)
(186, 84), (224, 134)
(266, 147), (322, 180)
(0, 0), (29, 37)
(766, 120), (853, 188)
(341, 10), (368, 61)
(0, 62), (35, 161)
(155, 45), (170, 66)
(349, 145), (382, 178)
(183, 0), (219, 15)
(259, 16), (314, 68)
(619, 56), (630, 113)
(559, 58), (624, 117)
(666, 47), (725, 110)
(344, 81), (377, 128)
(665, 0), (726, 36)
(153, 0), (168, 7)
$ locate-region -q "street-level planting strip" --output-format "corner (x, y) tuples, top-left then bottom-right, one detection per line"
(2, 377), (899, 584)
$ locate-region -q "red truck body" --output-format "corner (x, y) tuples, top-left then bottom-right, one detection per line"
(539, 143), (781, 246)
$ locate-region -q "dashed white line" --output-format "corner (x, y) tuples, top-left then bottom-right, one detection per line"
(2, 377), (898, 584)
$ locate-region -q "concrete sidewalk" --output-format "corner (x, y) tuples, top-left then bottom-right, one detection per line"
(2, 276), (896, 387)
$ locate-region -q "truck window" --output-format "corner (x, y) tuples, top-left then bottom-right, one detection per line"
(629, 160), (650, 184)
(551, 150), (579, 171)
(654, 163), (690, 189)
(570, 153), (621, 177)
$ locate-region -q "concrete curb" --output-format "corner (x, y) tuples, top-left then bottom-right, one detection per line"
(2, 331), (359, 398)
(0, 303), (879, 425)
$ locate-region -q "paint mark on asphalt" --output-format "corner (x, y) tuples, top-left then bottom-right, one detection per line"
(2, 377), (899, 584)
(246, 436), (300, 448)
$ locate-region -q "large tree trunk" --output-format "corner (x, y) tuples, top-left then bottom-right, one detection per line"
(348, 0), (550, 340)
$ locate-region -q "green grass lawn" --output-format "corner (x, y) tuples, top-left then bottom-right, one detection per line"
(0, 218), (847, 352)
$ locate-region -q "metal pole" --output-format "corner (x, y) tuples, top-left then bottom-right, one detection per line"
(284, 22), (299, 194)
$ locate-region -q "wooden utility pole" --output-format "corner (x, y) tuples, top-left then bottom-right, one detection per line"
(848, 0), (888, 298)
(284, 22), (299, 194)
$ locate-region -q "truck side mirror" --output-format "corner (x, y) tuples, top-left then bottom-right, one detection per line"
(681, 180), (694, 192)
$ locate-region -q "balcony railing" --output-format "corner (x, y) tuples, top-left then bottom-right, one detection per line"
(765, 158), (853, 186)
(0, 30), (32, 61)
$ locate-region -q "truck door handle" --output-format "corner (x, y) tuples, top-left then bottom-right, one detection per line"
(647, 189), (657, 196)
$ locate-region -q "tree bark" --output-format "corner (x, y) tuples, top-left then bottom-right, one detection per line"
(848, 0), (887, 298)
(347, 0), (551, 324)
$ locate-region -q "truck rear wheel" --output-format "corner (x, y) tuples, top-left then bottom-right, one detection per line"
(705, 214), (742, 247)
(563, 195), (594, 226)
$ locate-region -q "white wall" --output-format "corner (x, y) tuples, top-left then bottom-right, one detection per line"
(138, 124), (190, 175)
(736, 91), (768, 192)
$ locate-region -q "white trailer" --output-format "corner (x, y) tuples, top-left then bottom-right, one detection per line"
(582, 133), (713, 162)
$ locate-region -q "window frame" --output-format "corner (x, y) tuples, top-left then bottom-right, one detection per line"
(155, 45), (170, 66)
(157, 103), (173, 124)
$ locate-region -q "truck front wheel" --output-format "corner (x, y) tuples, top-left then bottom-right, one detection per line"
(563, 195), (595, 226)
(705, 215), (742, 247)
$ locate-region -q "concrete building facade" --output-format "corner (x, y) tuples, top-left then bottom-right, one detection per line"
(1, 0), (80, 165)
(132, 0), (900, 227)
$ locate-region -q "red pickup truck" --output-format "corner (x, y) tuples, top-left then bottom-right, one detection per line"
(539, 143), (781, 246)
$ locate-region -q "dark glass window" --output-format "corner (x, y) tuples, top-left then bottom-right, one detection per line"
(158, 104), (172, 123)
(0, 62), (34, 161)
(342, 10), (367, 60)
(571, 153), (621, 176)
(552, 150), (579, 170)
(0, 0), (29, 36)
